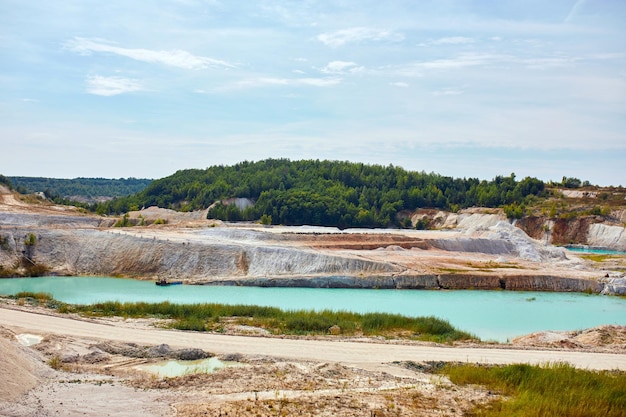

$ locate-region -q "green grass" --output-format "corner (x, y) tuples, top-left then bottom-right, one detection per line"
(440, 362), (626, 417)
(579, 254), (614, 263)
(12, 291), (54, 300)
(58, 300), (475, 343)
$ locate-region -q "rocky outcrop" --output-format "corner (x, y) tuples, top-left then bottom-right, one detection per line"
(417, 210), (626, 252)
(502, 275), (602, 292)
(587, 224), (626, 250)
(429, 217), (568, 263)
(206, 273), (605, 293)
(0, 212), (106, 228)
(600, 277), (626, 296)
(0, 228), (400, 280)
(436, 274), (502, 290)
(516, 215), (626, 251)
(209, 274), (441, 289)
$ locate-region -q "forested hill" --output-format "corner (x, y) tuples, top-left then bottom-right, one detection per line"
(98, 159), (545, 228)
(9, 176), (152, 203)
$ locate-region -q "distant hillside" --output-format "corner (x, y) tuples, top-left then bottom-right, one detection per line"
(9, 176), (152, 204)
(97, 159), (546, 228)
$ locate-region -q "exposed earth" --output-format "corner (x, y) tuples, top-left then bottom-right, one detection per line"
(1, 302), (626, 417)
(1, 185), (625, 293)
(1, 185), (626, 415)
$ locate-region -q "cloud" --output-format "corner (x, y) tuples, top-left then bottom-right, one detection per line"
(393, 53), (500, 76)
(389, 82), (409, 88)
(430, 36), (475, 45)
(522, 56), (575, 70)
(226, 76), (341, 90)
(317, 27), (404, 47)
(64, 37), (235, 70)
(432, 88), (463, 96)
(86, 75), (142, 96)
(564, 0), (586, 23)
(320, 61), (363, 74)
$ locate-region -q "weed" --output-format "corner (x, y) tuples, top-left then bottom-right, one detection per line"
(48, 355), (63, 370)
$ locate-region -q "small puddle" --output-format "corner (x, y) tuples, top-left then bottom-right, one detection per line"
(16, 333), (43, 346)
(136, 357), (242, 377)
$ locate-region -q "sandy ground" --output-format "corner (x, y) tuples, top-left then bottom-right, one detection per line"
(1, 303), (625, 416)
(2, 186), (625, 415)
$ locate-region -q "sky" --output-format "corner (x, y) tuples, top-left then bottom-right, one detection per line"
(1, 1), (625, 185)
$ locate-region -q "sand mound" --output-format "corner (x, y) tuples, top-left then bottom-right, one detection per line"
(0, 328), (48, 402)
(512, 325), (626, 352)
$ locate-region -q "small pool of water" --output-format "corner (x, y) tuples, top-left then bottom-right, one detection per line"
(136, 357), (242, 377)
(16, 333), (43, 346)
(565, 246), (626, 255)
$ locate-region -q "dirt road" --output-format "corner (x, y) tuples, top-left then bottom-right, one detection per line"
(2, 307), (625, 372)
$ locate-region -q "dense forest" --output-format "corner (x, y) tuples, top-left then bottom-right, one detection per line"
(8, 176), (152, 203)
(95, 159), (546, 228)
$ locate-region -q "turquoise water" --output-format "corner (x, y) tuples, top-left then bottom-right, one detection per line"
(566, 246), (626, 255)
(1, 276), (625, 342)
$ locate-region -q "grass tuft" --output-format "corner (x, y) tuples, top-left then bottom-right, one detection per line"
(60, 301), (475, 342)
(440, 362), (626, 417)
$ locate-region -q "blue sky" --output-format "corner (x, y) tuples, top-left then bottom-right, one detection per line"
(1, 1), (625, 185)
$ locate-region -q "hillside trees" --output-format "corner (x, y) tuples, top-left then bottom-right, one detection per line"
(93, 159), (547, 228)
(8, 177), (152, 202)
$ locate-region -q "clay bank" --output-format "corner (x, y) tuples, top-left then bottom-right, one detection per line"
(0, 188), (624, 295)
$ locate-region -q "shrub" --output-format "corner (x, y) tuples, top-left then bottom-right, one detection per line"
(503, 203), (524, 219)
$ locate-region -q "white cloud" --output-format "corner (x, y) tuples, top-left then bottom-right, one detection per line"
(564, 0), (587, 23)
(86, 75), (142, 96)
(522, 56), (575, 70)
(389, 82), (409, 88)
(320, 61), (363, 74)
(227, 76), (341, 90)
(393, 53), (500, 76)
(431, 36), (475, 45)
(317, 27), (404, 47)
(64, 37), (235, 70)
(432, 88), (463, 96)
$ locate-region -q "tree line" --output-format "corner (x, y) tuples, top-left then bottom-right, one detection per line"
(95, 159), (546, 228)
(8, 176), (152, 203)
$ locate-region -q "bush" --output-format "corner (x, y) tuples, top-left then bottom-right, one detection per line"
(503, 203), (524, 219)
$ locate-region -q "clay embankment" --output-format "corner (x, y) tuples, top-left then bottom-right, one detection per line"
(515, 213), (626, 251)
(1, 187), (623, 293)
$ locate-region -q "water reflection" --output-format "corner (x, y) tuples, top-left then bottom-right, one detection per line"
(136, 357), (243, 377)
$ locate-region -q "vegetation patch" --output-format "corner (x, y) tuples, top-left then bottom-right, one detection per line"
(579, 254), (614, 263)
(440, 362), (626, 417)
(7, 291), (63, 308)
(94, 159), (547, 228)
(466, 261), (521, 271)
(58, 300), (475, 343)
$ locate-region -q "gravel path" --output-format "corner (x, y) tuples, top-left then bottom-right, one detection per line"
(2, 307), (625, 372)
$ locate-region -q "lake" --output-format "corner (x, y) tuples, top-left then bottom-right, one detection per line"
(1, 276), (625, 342)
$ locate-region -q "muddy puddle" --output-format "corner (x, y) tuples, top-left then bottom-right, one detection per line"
(136, 357), (244, 377)
(16, 333), (43, 346)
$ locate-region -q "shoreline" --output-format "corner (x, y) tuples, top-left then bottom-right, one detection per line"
(3, 272), (617, 294)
